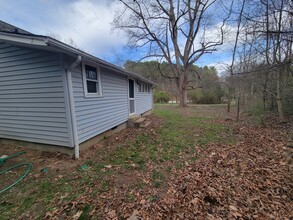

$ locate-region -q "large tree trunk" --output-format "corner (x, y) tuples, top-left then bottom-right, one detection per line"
(276, 70), (286, 122)
(179, 87), (188, 107)
(178, 74), (188, 107)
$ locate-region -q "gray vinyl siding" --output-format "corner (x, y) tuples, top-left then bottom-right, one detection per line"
(0, 42), (71, 147)
(135, 84), (153, 115)
(70, 62), (129, 143)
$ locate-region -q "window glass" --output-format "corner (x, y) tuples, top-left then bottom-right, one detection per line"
(85, 65), (97, 80)
(87, 81), (97, 93)
(137, 82), (151, 93)
(129, 79), (134, 98)
(84, 64), (101, 96)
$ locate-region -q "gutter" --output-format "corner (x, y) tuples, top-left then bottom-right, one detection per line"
(66, 55), (82, 159)
(0, 31), (47, 46)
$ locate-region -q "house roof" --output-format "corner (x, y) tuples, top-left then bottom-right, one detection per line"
(0, 20), (31, 34)
(0, 26), (155, 86)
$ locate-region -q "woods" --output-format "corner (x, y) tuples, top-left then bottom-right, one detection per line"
(124, 60), (224, 104)
(115, 0), (293, 121)
(224, 0), (293, 122)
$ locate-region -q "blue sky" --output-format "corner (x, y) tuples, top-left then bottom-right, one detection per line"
(0, 0), (233, 73)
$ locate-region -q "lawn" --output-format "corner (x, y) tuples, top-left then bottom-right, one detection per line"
(0, 104), (292, 219)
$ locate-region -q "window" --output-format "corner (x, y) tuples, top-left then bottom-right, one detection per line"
(83, 63), (102, 97)
(138, 81), (151, 93)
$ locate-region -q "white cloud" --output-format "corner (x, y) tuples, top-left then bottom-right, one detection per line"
(0, 0), (128, 60)
(0, 0), (239, 67)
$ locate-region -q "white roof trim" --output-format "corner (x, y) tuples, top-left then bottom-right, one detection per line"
(0, 32), (47, 46)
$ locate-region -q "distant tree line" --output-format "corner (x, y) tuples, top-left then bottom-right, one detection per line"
(124, 61), (225, 104)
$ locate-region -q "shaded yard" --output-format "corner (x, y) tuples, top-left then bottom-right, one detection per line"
(0, 104), (292, 219)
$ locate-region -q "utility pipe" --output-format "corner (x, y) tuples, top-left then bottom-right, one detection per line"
(67, 55), (82, 159)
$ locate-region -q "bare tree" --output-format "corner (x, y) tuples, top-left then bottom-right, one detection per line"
(262, 0), (293, 122)
(229, 0), (249, 121)
(47, 32), (78, 48)
(244, 0), (292, 122)
(223, 0), (292, 122)
(113, 0), (233, 107)
(227, 0), (246, 114)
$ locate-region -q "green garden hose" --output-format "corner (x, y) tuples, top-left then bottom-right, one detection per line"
(0, 151), (32, 194)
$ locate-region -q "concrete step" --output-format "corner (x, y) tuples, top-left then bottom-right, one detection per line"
(127, 114), (151, 128)
(140, 121), (150, 128)
(128, 115), (140, 121)
(135, 117), (145, 123)
(127, 115), (141, 128)
(134, 117), (146, 128)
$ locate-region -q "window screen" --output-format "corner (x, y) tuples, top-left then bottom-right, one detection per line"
(85, 65), (100, 95)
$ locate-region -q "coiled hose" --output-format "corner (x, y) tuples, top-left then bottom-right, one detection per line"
(0, 151), (32, 194)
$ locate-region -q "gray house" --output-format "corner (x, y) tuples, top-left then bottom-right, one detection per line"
(0, 21), (154, 158)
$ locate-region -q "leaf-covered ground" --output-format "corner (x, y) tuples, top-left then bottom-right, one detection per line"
(0, 104), (292, 219)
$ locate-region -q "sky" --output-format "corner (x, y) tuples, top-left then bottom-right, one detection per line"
(0, 0), (234, 73)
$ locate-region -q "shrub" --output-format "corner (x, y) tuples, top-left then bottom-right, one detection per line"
(188, 90), (221, 104)
(154, 91), (170, 103)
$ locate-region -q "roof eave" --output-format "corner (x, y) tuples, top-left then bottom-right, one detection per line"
(0, 31), (47, 46)
(46, 39), (156, 86)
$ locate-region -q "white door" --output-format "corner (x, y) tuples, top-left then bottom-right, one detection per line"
(129, 79), (135, 115)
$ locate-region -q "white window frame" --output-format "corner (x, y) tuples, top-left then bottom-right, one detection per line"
(82, 61), (102, 98)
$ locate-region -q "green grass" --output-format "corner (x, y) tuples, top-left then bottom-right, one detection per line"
(151, 170), (165, 187)
(78, 205), (92, 220)
(84, 104), (234, 171)
(125, 193), (135, 203)
(0, 104), (235, 219)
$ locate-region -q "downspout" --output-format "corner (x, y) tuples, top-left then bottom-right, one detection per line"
(66, 55), (82, 159)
